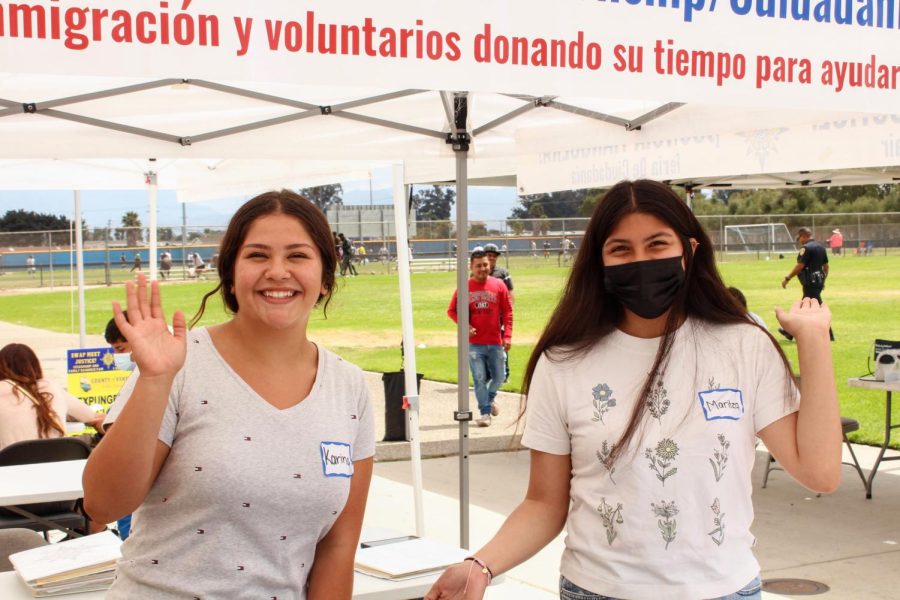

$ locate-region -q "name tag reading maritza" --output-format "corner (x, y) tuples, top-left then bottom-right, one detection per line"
(320, 441), (354, 477)
(698, 389), (745, 421)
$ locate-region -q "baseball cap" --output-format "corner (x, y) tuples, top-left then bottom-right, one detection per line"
(483, 243), (501, 255)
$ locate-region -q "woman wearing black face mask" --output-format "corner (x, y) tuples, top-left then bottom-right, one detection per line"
(427, 180), (840, 600)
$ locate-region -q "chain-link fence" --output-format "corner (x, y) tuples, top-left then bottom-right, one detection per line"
(0, 226), (224, 290)
(2, 212), (898, 289)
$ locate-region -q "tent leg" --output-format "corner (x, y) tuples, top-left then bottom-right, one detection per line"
(450, 92), (472, 550)
(147, 163), (159, 281)
(391, 163), (425, 537)
(74, 191), (86, 348)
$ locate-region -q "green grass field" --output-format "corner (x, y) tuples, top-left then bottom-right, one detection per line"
(1, 254), (898, 447)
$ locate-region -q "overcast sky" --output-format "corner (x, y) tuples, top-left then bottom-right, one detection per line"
(0, 169), (520, 229)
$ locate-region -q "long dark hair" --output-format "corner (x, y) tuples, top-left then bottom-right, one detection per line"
(0, 343), (65, 438)
(522, 180), (792, 463)
(190, 190), (338, 327)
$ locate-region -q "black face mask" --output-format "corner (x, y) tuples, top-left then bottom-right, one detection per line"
(603, 256), (686, 319)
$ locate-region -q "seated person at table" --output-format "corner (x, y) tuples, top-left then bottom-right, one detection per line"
(0, 343), (108, 533)
(105, 312), (135, 371)
(104, 314), (136, 540)
(0, 343), (105, 450)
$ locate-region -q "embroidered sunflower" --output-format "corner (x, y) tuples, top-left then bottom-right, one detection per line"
(655, 438), (679, 461)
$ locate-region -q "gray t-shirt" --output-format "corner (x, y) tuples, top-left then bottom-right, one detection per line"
(105, 327), (375, 600)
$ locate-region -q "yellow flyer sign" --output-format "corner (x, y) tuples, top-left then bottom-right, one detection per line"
(66, 347), (132, 416)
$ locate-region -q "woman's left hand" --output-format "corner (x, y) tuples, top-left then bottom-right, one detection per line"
(775, 298), (831, 341)
(424, 562), (489, 600)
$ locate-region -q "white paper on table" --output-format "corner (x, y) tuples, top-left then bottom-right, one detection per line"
(9, 530), (122, 585)
(354, 538), (469, 581)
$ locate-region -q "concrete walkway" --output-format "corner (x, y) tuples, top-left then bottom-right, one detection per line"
(4, 320), (900, 598)
(376, 447), (900, 599)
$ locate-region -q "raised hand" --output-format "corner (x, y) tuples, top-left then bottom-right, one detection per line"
(424, 562), (489, 600)
(774, 298), (831, 341)
(112, 273), (187, 379)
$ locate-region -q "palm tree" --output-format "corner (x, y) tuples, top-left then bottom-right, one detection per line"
(121, 211), (142, 247)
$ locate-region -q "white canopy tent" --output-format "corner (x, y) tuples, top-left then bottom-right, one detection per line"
(2, 0), (897, 547)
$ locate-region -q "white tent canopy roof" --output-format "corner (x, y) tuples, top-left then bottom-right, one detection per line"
(2, 75), (898, 196)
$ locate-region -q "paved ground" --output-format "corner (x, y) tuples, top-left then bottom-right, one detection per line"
(5, 320), (525, 462)
(5, 320), (900, 599)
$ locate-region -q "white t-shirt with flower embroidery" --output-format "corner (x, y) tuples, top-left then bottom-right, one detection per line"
(522, 319), (798, 600)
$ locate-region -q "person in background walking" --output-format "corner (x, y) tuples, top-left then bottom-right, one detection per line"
(130, 253), (142, 272)
(828, 228), (843, 256)
(192, 252), (207, 277)
(338, 233), (357, 277)
(781, 227), (834, 341)
(483, 244), (514, 304)
(159, 251), (172, 280)
(484, 243), (514, 386)
(25, 254), (36, 276)
(333, 232), (343, 275)
(558, 237), (574, 266)
(447, 248), (513, 427)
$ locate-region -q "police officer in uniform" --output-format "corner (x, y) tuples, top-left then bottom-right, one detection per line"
(780, 226), (834, 341)
(484, 243), (514, 388)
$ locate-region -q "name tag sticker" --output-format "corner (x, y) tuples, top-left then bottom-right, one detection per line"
(320, 441), (354, 477)
(698, 388), (744, 421)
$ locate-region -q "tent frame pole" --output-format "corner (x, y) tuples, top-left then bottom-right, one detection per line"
(448, 92), (472, 549)
(74, 191), (86, 348)
(390, 164), (426, 537)
(147, 161), (159, 281)
(3, 84), (677, 151)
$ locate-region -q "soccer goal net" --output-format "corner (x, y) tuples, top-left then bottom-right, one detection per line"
(723, 223), (794, 255)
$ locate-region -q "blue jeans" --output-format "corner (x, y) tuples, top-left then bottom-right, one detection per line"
(559, 575), (762, 600)
(468, 344), (505, 416)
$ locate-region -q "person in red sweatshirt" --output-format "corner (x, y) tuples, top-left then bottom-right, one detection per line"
(447, 248), (513, 427)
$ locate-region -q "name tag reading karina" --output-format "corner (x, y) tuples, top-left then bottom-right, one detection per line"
(698, 389), (744, 421)
(320, 441), (354, 477)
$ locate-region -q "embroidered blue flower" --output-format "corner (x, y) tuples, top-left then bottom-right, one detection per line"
(591, 383), (617, 424)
